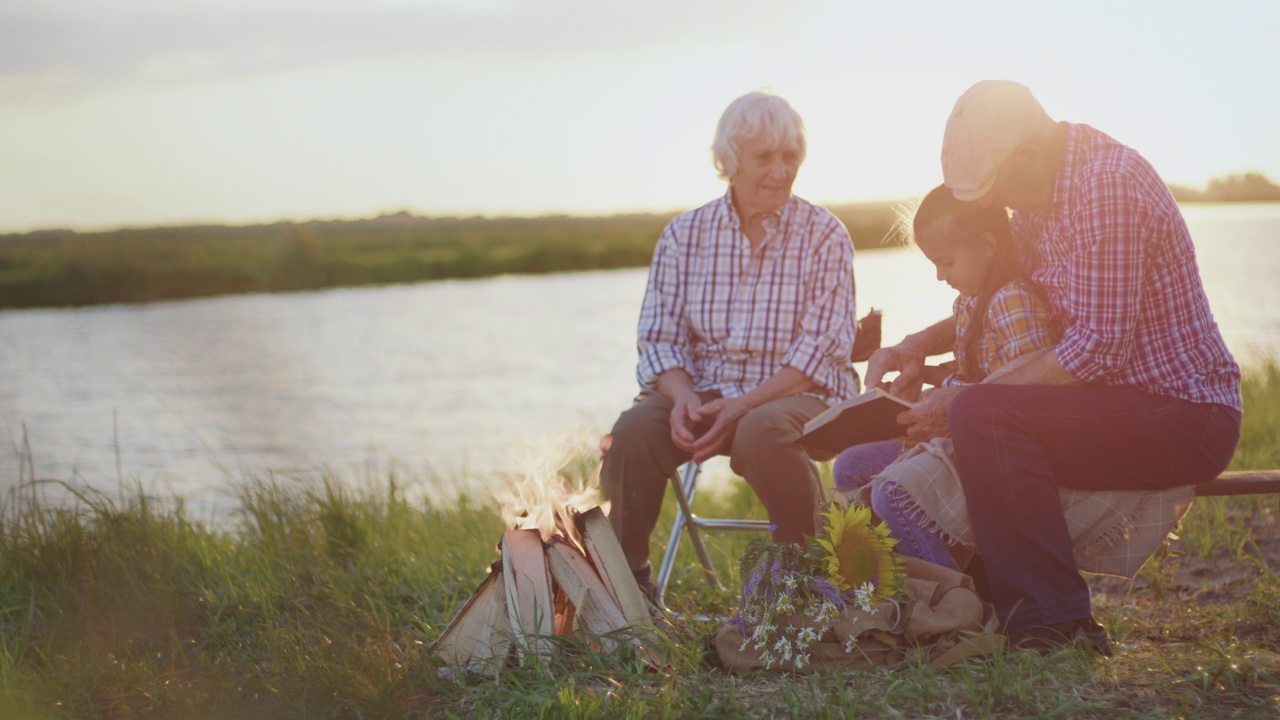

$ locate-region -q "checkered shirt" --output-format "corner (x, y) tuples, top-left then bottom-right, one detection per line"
(1012, 123), (1241, 410)
(942, 280), (1058, 386)
(635, 190), (859, 405)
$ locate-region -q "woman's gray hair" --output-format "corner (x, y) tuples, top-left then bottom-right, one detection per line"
(711, 91), (807, 181)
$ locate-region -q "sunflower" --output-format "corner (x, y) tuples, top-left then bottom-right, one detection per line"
(815, 503), (904, 597)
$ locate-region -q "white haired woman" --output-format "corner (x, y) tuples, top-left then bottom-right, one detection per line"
(601, 90), (861, 598)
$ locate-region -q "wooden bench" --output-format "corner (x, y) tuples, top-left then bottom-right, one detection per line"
(1193, 469), (1280, 497)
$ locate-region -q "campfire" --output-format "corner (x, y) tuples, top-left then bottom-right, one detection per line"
(430, 457), (656, 676)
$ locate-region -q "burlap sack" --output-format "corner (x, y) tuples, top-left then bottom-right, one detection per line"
(715, 556), (999, 671)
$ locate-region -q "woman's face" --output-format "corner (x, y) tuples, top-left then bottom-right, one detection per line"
(730, 132), (800, 217)
(919, 222), (996, 296)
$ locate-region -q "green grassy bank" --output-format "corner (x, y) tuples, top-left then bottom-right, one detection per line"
(1, 361), (1277, 719)
(0, 202), (900, 310)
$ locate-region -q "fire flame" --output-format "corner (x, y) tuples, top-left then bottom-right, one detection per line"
(495, 441), (603, 543)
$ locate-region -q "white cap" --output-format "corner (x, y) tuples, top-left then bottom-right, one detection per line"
(942, 80), (1049, 201)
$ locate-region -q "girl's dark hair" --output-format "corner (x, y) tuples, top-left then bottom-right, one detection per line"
(912, 184), (1038, 382)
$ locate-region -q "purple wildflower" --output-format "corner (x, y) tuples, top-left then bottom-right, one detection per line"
(770, 557), (785, 584)
(743, 557), (767, 597)
(812, 577), (845, 607)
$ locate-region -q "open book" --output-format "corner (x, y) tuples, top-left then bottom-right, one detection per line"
(798, 388), (915, 456)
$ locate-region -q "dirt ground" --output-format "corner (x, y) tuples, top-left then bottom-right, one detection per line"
(1090, 496), (1279, 650)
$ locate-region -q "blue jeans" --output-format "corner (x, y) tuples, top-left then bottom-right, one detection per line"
(831, 439), (959, 570)
(832, 439), (902, 490)
(949, 384), (1240, 633)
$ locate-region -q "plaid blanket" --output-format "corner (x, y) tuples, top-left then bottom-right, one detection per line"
(846, 437), (1194, 578)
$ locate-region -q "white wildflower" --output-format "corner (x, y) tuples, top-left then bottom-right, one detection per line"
(760, 650), (776, 669)
(853, 583), (877, 614)
(816, 601), (840, 624)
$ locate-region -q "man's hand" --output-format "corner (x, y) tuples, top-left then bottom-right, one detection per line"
(689, 396), (750, 462)
(897, 385), (965, 446)
(865, 345), (927, 400)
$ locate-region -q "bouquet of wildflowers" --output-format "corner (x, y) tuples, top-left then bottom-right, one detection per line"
(727, 503), (905, 670)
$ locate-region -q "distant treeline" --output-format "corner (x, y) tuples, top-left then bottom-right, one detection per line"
(0, 202), (901, 310)
(1168, 172), (1280, 203)
(8, 171), (1273, 311)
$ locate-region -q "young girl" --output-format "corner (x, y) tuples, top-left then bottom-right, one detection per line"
(832, 184), (1058, 569)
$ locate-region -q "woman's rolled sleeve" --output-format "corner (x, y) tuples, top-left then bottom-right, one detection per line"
(781, 224), (857, 398)
(781, 335), (832, 384)
(637, 343), (688, 390)
(635, 225), (691, 392)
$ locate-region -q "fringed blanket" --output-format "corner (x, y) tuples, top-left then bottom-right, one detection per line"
(846, 437), (1194, 578)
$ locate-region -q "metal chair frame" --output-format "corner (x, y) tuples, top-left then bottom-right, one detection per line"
(653, 460), (831, 607)
(651, 309), (881, 607)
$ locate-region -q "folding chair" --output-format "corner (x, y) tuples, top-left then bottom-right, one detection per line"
(653, 309), (883, 606)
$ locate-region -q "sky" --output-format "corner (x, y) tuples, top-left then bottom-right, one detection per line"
(1, 0), (1277, 233)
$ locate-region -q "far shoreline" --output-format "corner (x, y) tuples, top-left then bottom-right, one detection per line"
(1, 197), (1276, 313)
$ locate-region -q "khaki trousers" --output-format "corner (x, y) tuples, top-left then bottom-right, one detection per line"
(600, 391), (828, 573)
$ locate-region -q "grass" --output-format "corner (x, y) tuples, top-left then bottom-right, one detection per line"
(0, 202), (901, 310)
(1, 361), (1277, 718)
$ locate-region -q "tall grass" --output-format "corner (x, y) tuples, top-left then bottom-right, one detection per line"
(1, 360), (1277, 718)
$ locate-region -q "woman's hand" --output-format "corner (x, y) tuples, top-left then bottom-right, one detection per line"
(897, 385), (964, 446)
(669, 392), (705, 454)
(688, 396), (750, 462)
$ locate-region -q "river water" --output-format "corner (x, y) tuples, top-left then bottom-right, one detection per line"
(2, 204), (1277, 509)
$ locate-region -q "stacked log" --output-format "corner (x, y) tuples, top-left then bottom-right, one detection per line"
(431, 506), (656, 677)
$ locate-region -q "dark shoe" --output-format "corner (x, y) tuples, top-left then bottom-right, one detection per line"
(1011, 617), (1114, 657)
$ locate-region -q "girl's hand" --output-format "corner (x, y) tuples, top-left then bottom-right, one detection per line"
(865, 345), (926, 399)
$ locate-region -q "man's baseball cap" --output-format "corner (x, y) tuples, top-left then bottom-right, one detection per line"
(942, 80), (1048, 201)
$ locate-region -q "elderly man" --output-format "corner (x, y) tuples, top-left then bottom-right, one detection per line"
(602, 91), (860, 596)
(867, 80), (1241, 654)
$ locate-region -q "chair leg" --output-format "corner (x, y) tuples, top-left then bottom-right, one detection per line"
(655, 458), (823, 605)
(654, 461), (724, 607)
(654, 472), (689, 608)
(668, 461), (722, 590)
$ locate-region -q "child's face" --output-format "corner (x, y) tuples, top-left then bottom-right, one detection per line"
(919, 223), (996, 296)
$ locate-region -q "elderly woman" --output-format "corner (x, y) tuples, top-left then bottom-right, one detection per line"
(602, 91), (861, 596)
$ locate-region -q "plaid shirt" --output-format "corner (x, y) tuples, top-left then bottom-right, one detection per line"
(942, 280), (1058, 386)
(635, 190), (859, 405)
(1011, 123), (1241, 411)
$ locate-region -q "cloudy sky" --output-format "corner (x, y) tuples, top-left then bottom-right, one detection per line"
(1, 0), (1277, 232)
